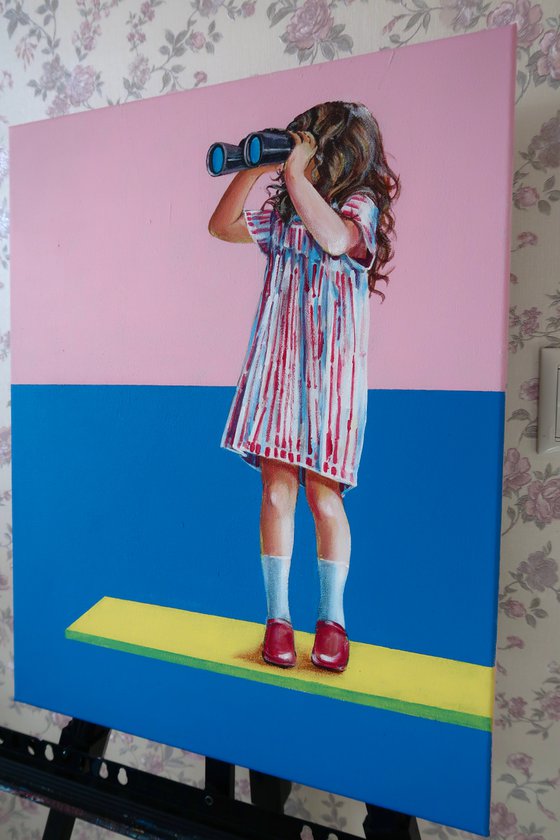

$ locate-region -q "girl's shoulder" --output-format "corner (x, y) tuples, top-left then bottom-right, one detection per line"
(338, 191), (379, 211)
(339, 192), (380, 231)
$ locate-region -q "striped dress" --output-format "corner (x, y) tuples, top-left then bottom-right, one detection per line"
(221, 192), (379, 494)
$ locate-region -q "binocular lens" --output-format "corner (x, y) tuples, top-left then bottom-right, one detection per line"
(209, 144), (225, 175)
(246, 135), (263, 167)
(242, 130), (294, 169)
(206, 142), (246, 176)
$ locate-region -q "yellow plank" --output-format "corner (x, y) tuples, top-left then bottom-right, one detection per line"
(66, 597), (493, 729)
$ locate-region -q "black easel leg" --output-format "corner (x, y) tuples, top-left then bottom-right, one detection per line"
(205, 757), (235, 799)
(42, 809), (77, 840)
(363, 802), (421, 840)
(249, 769), (292, 813)
(42, 719), (111, 840)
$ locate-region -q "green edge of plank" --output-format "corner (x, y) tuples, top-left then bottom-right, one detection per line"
(65, 628), (492, 732)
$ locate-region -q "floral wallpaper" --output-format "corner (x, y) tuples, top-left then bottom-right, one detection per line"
(0, 0), (558, 838)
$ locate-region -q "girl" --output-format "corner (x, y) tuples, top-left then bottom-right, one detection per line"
(209, 101), (399, 673)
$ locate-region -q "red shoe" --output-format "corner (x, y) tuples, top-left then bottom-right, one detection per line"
(311, 620), (349, 672)
(262, 618), (297, 668)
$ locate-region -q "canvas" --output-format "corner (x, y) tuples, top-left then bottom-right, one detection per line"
(10, 25), (515, 835)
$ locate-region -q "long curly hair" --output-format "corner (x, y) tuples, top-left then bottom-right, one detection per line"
(264, 101), (400, 299)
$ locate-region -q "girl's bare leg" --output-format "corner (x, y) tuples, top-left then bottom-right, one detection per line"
(305, 471), (351, 628)
(305, 471), (350, 563)
(259, 458), (299, 622)
(260, 458), (299, 556)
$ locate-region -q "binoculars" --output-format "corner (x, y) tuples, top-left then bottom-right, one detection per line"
(207, 129), (297, 176)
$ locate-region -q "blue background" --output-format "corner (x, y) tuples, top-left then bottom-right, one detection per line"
(11, 384), (503, 833)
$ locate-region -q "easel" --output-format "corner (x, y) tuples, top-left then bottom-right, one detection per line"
(0, 717), (421, 839)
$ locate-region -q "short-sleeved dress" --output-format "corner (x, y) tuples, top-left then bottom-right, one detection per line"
(221, 192), (379, 494)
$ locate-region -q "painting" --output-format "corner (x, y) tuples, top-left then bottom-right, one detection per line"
(10, 25), (515, 835)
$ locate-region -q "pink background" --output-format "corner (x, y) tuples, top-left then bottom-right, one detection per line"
(10, 26), (515, 391)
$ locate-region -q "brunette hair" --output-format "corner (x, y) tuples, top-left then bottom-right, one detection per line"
(265, 101), (400, 299)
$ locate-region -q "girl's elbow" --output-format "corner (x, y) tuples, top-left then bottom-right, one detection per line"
(208, 218), (224, 239)
(323, 233), (352, 258)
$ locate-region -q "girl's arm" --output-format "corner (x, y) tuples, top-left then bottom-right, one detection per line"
(208, 164), (278, 243)
(284, 132), (367, 261)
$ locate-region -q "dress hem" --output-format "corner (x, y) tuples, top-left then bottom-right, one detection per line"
(221, 441), (357, 496)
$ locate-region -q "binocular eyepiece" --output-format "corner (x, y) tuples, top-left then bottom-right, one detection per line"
(207, 129), (297, 176)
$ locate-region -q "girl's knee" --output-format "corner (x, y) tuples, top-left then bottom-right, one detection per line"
(262, 478), (297, 517)
(305, 479), (342, 524)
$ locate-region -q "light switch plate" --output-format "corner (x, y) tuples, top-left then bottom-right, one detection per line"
(537, 347), (560, 454)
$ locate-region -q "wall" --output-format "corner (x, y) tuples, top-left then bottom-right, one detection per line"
(0, 1), (558, 838)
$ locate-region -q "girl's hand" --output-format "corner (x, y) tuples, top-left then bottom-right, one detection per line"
(285, 131), (317, 180)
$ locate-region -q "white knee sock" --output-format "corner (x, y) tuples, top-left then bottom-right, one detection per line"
(317, 557), (349, 627)
(261, 554), (292, 621)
